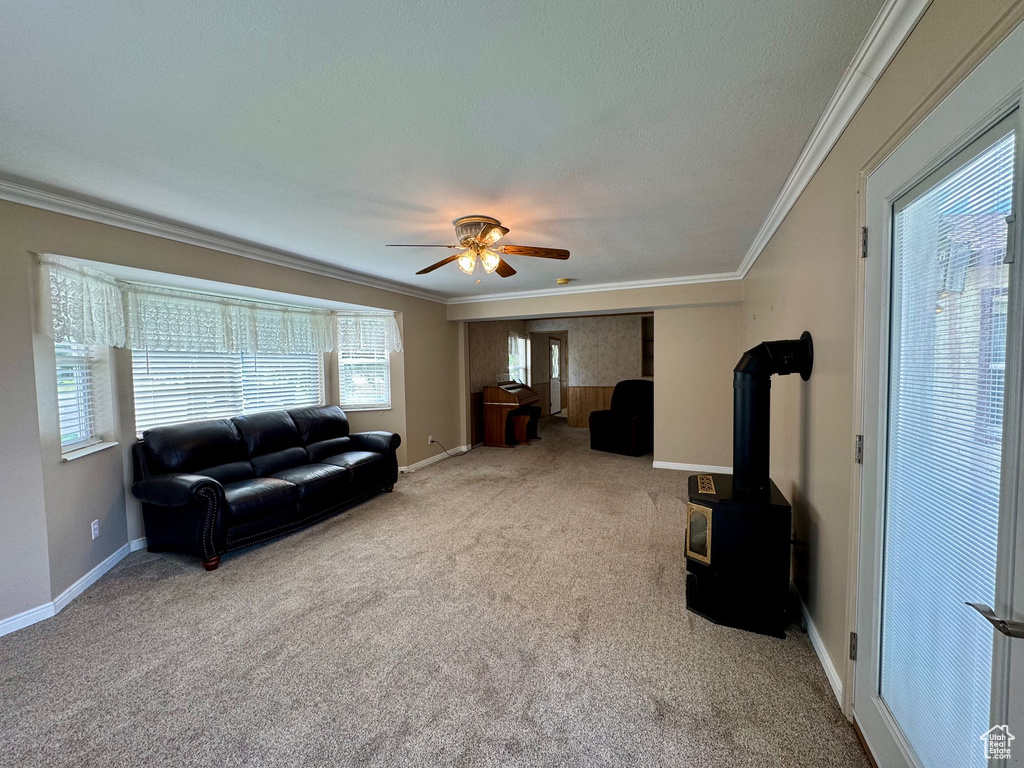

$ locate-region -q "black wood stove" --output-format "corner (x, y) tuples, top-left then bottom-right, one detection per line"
(685, 332), (813, 638)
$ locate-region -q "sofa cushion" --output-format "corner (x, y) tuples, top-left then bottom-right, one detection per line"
(251, 447), (309, 477)
(195, 460), (255, 485)
(323, 450), (389, 487)
(143, 418), (245, 475)
(288, 405), (349, 444)
(271, 463), (350, 500)
(306, 436), (352, 463)
(223, 478), (300, 523)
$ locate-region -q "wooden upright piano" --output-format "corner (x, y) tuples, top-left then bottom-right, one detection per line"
(483, 382), (542, 447)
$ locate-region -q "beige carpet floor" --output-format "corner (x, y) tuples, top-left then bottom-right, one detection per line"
(0, 418), (869, 767)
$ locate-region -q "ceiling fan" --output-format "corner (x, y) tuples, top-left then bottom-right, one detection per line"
(387, 215), (569, 278)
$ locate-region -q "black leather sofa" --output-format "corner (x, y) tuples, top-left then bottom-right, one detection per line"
(131, 405), (400, 570)
(588, 379), (654, 456)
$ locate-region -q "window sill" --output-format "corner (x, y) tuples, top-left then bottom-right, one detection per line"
(62, 441), (119, 462)
(342, 406), (392, 413)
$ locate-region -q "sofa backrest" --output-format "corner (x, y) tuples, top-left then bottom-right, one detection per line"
(232, 411), (306, 477)
(141, 418), (251, 482)
(288, 405), (352, 463)
(137, 405), (355, 481)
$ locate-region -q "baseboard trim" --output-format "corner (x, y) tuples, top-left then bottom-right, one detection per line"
(0, 542), (131, 637)
(52, 543), (131, 613)
(129, 537), (148, 552)
(0, 603), (56, 638)
(652, 461), (732, 474)
(799, 594), (844, 708)
(399, 444), (472, 473)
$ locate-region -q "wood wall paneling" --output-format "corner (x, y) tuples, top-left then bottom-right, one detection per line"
(567, 386), (615, 428)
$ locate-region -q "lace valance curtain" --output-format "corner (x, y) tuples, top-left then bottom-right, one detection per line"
(124, 284), (334, 354)
(40, 255), (127, 347)
(39, 255), (400, 356)
(336, 312), (404, 354)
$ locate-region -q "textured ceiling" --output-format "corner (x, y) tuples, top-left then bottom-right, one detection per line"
(0, 0), (884, 299)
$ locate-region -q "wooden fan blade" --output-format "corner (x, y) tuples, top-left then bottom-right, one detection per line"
(415, 255), (459, 274)
(387, 244), (461, 248)
(497, 245), (570, 259)
(495, 258), (517, 278)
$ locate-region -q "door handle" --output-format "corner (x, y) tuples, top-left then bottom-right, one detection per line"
(966, 602), (1024, 639)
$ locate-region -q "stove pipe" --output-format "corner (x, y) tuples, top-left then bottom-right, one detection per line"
(733, 331), (813, 496)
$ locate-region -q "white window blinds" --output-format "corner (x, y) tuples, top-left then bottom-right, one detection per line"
(55, 341), (100, 450)
(132, 350), (324, 433)
(337, 314), (394, 410)
(880, 121), (1015, 768)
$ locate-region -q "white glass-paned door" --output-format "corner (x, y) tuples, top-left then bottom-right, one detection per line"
(880, 124), (1015, 768)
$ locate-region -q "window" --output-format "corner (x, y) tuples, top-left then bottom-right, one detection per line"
(337, 315), (392, 410)
(132, 350), (324, 433)
(508, 332), (528, 383)
(55, 341), (100, 451)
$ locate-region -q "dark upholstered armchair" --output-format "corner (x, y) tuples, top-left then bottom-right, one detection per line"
(588, 379), (654, 456)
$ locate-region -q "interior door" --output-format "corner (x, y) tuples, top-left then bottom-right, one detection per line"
(857, 31), (1024, 767)
(549, 338), (561, 414)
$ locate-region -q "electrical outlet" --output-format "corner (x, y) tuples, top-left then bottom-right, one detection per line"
(91, 520), (100, 540)
(428, 435), (434, 445)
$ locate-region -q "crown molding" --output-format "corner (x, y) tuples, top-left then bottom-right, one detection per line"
(445, 270), (742, 305)
(0, 178), (448, 305)
(735, 0), (932, 279)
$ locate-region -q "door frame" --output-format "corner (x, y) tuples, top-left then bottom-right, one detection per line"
(853, 21), (1024, 766)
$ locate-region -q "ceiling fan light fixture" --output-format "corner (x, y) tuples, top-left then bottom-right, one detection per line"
(453, 215), (502, 247)
(479, 225), (509, 246)
(457, 251), (477, 275)
(480, 249), (501, 273)
(394, 215), (569, 279)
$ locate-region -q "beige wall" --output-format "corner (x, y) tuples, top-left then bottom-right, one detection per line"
(0, 255), (53, 620)
(653, 304), (740, 469)
(741, 0), (1024, 682)
(0, 199), (462, 622)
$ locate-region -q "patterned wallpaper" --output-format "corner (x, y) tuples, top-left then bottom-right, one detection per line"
(565, 315), (641, 386)
(468, 320), (529, 391)
(468, 315), (642, 391)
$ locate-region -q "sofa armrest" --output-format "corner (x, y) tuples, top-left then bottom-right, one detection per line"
(132, 474), (224, 506)
(588, 409), (615, 427)
(348, 431), (402, 455)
